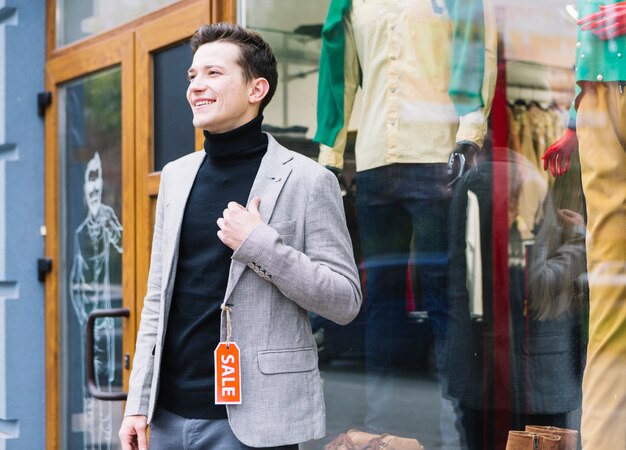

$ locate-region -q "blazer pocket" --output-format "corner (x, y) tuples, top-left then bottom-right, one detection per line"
(270, 220), (296, 236)
(257, 347), (317, 374)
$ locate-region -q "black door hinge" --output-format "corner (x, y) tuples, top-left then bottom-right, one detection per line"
(0, 7), (17, 24)
(37, 91), (52, 118)
(37, 258), (52, 282)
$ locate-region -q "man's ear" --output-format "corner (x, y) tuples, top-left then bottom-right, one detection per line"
(248, 77), (270, 106)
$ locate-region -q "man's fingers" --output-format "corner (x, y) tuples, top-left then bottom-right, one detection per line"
(217, 218), (225, 230)
(228, 201), (245, 211)
(136, 427), (148, 450)
(248, 197), (261, 214)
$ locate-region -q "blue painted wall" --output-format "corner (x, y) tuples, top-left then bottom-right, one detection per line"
(2, 0), (46, 448)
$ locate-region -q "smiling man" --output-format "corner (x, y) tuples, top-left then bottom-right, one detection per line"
(118, 23), (362, 450)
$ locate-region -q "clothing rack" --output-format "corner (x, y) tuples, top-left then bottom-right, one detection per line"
(506, 84), (573, 110)
(505, 59), (576, 109)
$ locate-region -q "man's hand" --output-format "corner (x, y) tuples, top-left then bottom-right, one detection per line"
(579, 1), (626, 40)
(542, 129), (578, 177)
(217, 197), (262, 250)
(448, 142), (478, 186)
(119, 415), (148, 450)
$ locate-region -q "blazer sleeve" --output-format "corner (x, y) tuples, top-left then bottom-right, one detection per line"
(124, 166), (167, 416)
(232, 168), (362, 325)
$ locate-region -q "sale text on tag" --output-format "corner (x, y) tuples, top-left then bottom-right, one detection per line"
(214, 342), (242, 404)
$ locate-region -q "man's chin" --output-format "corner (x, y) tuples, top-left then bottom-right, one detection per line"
(193, 119), (215, 132)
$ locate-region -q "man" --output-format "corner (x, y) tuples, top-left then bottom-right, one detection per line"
(119, 23), (362, 450)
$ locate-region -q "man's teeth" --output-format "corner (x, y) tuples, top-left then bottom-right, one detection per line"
(196, 100), (213, 107)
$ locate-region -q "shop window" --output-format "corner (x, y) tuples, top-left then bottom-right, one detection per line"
(242, 0), (358, 175)
(238, 1), (599, 450)
(57, 0), (179, 47)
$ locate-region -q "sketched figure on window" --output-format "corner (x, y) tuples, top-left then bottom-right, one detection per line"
(70, 151), (122, 450)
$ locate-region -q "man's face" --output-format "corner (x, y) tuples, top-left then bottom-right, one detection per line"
(186, 41), (259, 134)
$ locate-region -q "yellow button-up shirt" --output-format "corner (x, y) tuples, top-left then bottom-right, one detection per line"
(318, 0), (497, 172)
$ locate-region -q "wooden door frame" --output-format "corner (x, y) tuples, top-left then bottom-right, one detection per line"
(44, 32), (136, 450)
(134, 0), (214, 330)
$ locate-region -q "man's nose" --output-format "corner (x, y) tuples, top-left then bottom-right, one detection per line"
(189, 77), (206, 92)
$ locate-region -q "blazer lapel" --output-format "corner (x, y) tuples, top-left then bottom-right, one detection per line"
(162, 150), (206, 299)
(222, 134), (293, 304)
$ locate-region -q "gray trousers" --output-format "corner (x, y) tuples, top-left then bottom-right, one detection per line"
(149, 407), (299, 450)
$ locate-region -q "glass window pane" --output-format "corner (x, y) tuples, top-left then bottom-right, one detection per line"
(243, 0), (358, 180)
(58, 67), (124, 450)
(153, 42), (195, 172)
(238, 1), (599, 449)
(57, 0), (179, 47)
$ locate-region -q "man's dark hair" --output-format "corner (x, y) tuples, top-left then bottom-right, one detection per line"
(190, 23), (278, 114)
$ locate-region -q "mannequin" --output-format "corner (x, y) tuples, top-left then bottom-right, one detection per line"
(542, 2), (626, 448)
(315, 0), (497, 442)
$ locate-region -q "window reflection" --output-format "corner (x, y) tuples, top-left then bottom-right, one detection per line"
(239, 0), (626, 448)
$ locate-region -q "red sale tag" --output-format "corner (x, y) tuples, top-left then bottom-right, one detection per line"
(214, 342), (242, 404)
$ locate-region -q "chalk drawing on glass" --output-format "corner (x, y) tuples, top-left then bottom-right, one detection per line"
(70, 151), (122, 450)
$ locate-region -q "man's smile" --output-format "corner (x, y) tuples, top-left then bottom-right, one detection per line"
(193, 98), (216, 108)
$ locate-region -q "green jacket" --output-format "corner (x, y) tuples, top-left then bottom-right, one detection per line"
(571, 0), (626, 120)
(576, 0), (626, 83)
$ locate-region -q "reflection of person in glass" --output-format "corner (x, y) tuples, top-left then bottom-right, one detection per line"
(446, 151), (587, 450)
(315, 0), (496, 441)
(70, 151), (123, 450)
(542, 2), (626, 448)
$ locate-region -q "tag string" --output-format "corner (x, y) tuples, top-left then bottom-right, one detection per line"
(221, 303), (233, 343)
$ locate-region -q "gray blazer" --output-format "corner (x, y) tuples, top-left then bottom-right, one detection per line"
(125, 134), (362, 447)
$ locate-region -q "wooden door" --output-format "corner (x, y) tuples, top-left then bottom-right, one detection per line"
(44, 32), (136, 450)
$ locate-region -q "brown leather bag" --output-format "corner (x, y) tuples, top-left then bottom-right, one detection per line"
(324, 429), (424, 450)
(525, 425), (578, 450)
(506, 430), (561, 450)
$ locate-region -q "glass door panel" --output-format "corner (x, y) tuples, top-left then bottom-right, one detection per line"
(57, 0), (179, 47)
(58, 67), (124, 450)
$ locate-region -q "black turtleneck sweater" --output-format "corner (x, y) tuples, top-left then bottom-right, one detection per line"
(158, 115), (267, 419)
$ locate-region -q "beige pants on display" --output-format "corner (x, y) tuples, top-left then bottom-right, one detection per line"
(577, 81), (626, 450)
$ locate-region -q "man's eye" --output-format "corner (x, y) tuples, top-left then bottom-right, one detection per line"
(187, 74), (195, 82)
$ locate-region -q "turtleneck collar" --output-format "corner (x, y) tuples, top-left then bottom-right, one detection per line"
(203, 115), (267, 159)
